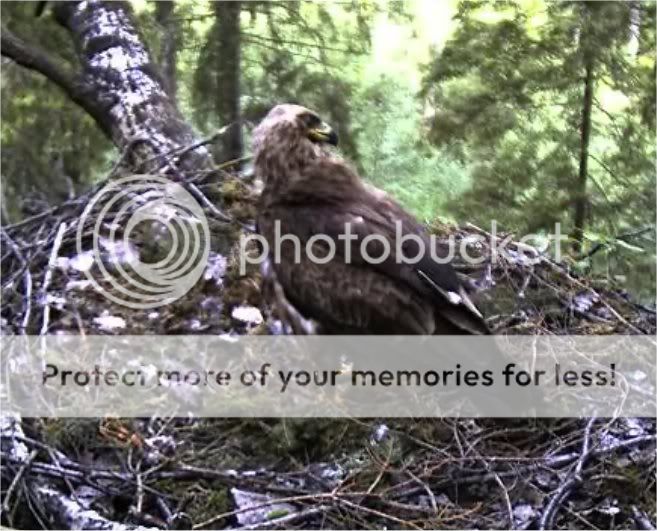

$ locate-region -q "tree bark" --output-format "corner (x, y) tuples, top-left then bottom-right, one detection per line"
(52, 1), (213, 176)
(154, 0), (180, 104)
(214, 0), (244, 163)
(2, 1), (213, 177)
(572, 12), (595, 253)
(628, 1), (642, 58)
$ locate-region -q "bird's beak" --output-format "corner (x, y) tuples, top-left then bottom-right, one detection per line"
(308, 122), (339, 146)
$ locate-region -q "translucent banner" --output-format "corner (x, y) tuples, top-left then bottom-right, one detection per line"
(1, 335), (654, 417)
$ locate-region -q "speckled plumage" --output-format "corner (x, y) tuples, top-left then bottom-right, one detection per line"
(254, 104), (490, 335)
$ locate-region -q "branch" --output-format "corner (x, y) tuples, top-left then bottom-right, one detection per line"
(4, 1), (214, 177)
(241, 31), (358, 54)
(632, 505), (656, 530)
(1, 26), (75, 94)
(539, 418), (596, 530)
(51, 1), (213, 175)
(575, 225), (655, 261)
(0, 26), (112, 138)
(589, 153), (632, 187)
(34, 484), (158, 530)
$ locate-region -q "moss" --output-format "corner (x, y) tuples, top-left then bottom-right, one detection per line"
(428, 216), (459, 237)
(181, 484), (232, 526)
(266, 508), (290, 520)
(42, 418), (101, 455)
(219, 178), (258, 221)
(219, 179), (246, 201)
(206, 487), (232, 514)
(266, 419), (364, 459)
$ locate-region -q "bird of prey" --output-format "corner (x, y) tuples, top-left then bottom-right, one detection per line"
(253, 104), (491, 335)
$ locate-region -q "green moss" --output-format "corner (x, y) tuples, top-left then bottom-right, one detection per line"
(42, 419), (101, 454)
(266, 508), (290, 520)
(206, 488), (232, 514)
(182, 485), (232, 526)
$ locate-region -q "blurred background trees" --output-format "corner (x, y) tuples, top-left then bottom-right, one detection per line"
(421, 0), (655, 297)
(1, 0), (655, 298)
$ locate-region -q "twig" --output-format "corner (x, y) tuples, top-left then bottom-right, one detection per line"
(1, 448), (38, 516)
(539, 417), (596, 530)
(238, 505), (328, 530)
(19, 270), (33, 333)
(3, 205), (61, 232)
(337, 497), (423, 529)
(140, 129), (227, 172)
(39, 221), (66, 335)
(136, 472), (145, 513)
(47, 447), (79, 503)
(193, 492), (335, 529)
(543, 260), (645, 334)
(187, 182), (233, 222)
(215, 155), (253, 172)
(0, 227), (26, 267)
(632, 505), (656, 530)
(366, 444), (392, 494)
(406, 468), (438, 515)
(493, 472), (514, 529)
(168, 129), (227, 166)
(1, 227), (29, 291)
(192, 490), (410, 530)
(0, 227), (32, 334)
(155, 496), (177, 527)
(460, 423), (515, 529)
(386, 435), (655, 503)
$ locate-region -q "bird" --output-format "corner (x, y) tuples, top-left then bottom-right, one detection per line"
(253, 103), (491, 336)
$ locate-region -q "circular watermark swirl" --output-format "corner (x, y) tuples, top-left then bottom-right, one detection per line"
(76, 175), (210, 309)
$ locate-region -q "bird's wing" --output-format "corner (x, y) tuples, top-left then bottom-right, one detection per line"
(261, 162), (490, 335)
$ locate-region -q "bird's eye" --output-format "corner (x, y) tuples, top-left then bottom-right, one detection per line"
(303, 113), (322, 128)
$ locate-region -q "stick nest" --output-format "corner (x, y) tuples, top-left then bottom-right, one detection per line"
(1, 170), (655, 530)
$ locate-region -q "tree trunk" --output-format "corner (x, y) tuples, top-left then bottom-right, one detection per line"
(213, 0), (243, 163)
(0, 1), (214, 177)
(53, 1), (212, 176)
(628, 1), (642, 57)
(572, 17), (595, 253)
(154, 0), (180, 104)
(0, 5), (227, 528)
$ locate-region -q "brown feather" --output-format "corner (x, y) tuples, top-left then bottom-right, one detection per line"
(254, 104), (490, 335)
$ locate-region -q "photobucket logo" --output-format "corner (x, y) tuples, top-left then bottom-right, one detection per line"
(76, 175), (210, 309)
(239, 220), (566, 274)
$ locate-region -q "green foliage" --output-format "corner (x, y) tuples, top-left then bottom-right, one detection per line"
(420, 0), (655, 297)
(1, 0), (654, 297)
(1, 2), (112, 220)
(186, 0), (380, 161)
(351, 74), (471, 222)
(422, 0), (655, 234)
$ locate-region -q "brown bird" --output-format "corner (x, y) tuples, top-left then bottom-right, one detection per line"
(253, 104), (490, 335)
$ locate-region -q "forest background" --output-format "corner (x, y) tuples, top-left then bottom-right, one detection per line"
(2, 0), (655, 300)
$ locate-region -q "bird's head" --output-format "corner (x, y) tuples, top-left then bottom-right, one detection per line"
(252, 104), (338, 159)
(252, 104), (348, 198)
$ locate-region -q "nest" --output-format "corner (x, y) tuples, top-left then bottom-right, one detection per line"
(2, 176), (655, 337)
(2, 416), (655, 529)
(429, 221), (655, 336)
(1, 169), (655, 529)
